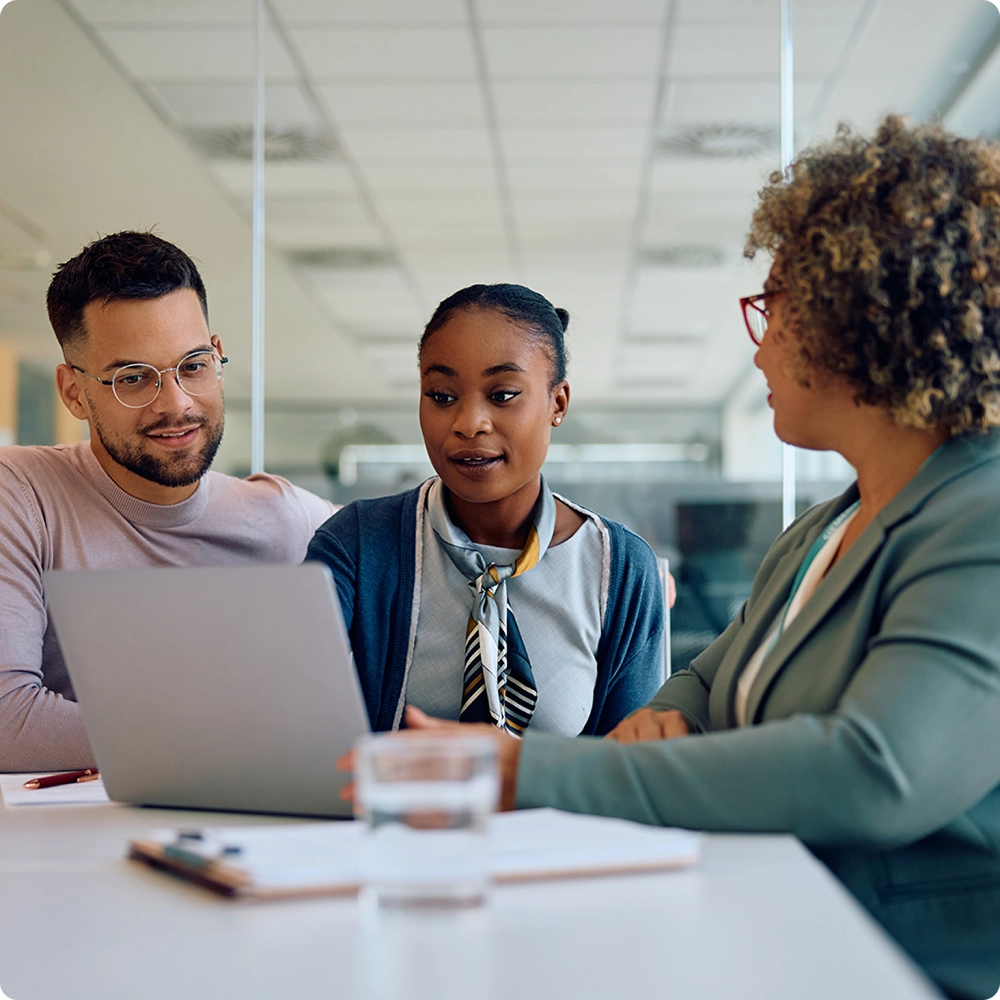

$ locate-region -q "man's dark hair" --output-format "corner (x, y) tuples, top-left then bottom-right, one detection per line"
(420, 283), (570, 389)
(46, 231), (209, 353)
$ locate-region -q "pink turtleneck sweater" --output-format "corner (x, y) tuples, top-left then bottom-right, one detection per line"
(0, 442), (336, 772)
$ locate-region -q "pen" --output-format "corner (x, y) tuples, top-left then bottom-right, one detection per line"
(23, 769), (99, 790)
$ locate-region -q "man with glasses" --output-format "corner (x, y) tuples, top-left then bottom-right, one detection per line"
(0, 232), (336, 771)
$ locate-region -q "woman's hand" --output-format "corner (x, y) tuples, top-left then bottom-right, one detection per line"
(336, 706), (523, 811)
(605, 708), (690, 744)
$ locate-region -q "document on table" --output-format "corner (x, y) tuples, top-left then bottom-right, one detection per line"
(129, 808), (702, 900)
(0, 773), (112, 807)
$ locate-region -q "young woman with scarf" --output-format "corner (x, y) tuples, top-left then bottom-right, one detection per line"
(307, 283), (666, 736)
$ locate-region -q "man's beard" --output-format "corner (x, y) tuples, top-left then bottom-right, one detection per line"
(92, 410), (225, 489)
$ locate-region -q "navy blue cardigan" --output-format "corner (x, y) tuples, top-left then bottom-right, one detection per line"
(306, 483), (665, 735)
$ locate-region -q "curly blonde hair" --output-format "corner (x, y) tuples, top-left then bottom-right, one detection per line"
(745, 116), (1000, 433)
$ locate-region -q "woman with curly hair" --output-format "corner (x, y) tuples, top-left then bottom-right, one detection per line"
(400, 118), (1000, 999)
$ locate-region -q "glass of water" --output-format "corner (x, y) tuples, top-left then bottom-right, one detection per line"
(355, 734), (499, 908)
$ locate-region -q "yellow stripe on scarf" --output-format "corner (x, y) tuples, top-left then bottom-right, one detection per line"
(512, 526), (541, 577)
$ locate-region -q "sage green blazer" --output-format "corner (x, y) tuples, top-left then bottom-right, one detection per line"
(518, 428), (1000, 1000)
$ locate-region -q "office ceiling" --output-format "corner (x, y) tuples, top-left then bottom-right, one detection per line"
(1, 0), (999, 411)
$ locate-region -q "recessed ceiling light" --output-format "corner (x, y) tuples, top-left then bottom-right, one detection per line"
(186, 126), (338, 163)
(639, 245), (729, 267)
(290, 248), (396, 269)
(657, 123), (778, 159)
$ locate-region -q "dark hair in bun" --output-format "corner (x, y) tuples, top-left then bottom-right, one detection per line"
(420, 283), (569, 388)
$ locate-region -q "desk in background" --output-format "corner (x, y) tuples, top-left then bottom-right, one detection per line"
(0, 801), (940, 1000)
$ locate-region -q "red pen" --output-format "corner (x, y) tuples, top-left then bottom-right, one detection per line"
(22, 769), (99, 790)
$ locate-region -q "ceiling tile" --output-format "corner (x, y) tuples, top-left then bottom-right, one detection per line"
(340, 127), (493, 163)
(262, 197), (373, 227)
(319, 82), (486, 126)
(617, 343), (701, 375)
(675, 0), (867, 23)
(513, 196), (636, 224)
(267, 220), (385, 248)
(628, 267), (738, 334)
(272, 0), (466, 23)
(288, 27), (477, 80)
(483, 27), (662, 78)
(209, 161), (359, 198)
(376, 197), (506, 232)
(519, 249), (629, 273)
(647, 156), (776, 197)
(508, 163), (643, 195)
(668, 20), (855, 78)
(501, 126), (648, 162)
(516, 218), (633, 250)
(662, 78), (825, 127)
(96, 27), (297, 81)
(146, 81), (315, 128)
(393, 228), (511, 253)
(476, 0), (667, 24)
(67, 0), (251, 25)
(362, 164), (498, 196)
(641, 194), (756, 246)
(494, 80), (656, 125)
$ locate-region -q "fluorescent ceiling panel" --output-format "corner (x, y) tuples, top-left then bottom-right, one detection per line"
(493, 80), (656, 125)
(476, 0), (667, 24)
(96, 27), (297, 81)
(272, 0), (466, 23)
(289, 27), (477, 80)
(340, 126), (493, 162)
(146, 81), (316, 128)
(483, 27), (662, 77)
(319, 81), (485, 126)
(668, 20), (855, 78)
(501, 126), (648, 161)
(209, 162), (358, 198)
(662, 78), (825, 127)
(68, 0), (252, 25)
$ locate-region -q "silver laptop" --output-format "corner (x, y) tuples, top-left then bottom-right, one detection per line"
(44, 563), (369, 818)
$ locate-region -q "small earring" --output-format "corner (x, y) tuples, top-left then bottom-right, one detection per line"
(553, 417), (562, 425)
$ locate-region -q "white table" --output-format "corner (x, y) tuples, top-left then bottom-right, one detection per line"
(0, 800), (940, 1000)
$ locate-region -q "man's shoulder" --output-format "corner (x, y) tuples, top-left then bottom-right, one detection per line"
(0, 443), (86, 490)
(203, 469), (336, 524)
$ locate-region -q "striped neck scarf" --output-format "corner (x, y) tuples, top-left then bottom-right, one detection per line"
(427, 477), (556, 737)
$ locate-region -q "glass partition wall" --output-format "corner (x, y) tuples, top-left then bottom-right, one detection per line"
(3, 0), (999, 669)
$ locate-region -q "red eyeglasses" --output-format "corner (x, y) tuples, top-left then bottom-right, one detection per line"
(739, 292), (771, 346)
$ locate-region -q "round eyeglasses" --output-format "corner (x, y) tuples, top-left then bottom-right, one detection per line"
(71, 350), (228, 409)
(739, 292), (771, 346)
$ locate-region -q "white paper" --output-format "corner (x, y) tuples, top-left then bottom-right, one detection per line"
(1, 772), (111, 807)
(138, 808), (701, 892)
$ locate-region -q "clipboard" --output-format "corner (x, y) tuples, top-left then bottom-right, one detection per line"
(128, 808), (701, 902)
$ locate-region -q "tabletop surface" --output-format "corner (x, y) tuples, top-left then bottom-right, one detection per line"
(0, 799), (940, 1000)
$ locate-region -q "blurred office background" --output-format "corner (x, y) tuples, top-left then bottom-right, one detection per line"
(1, 0), (998, 668)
